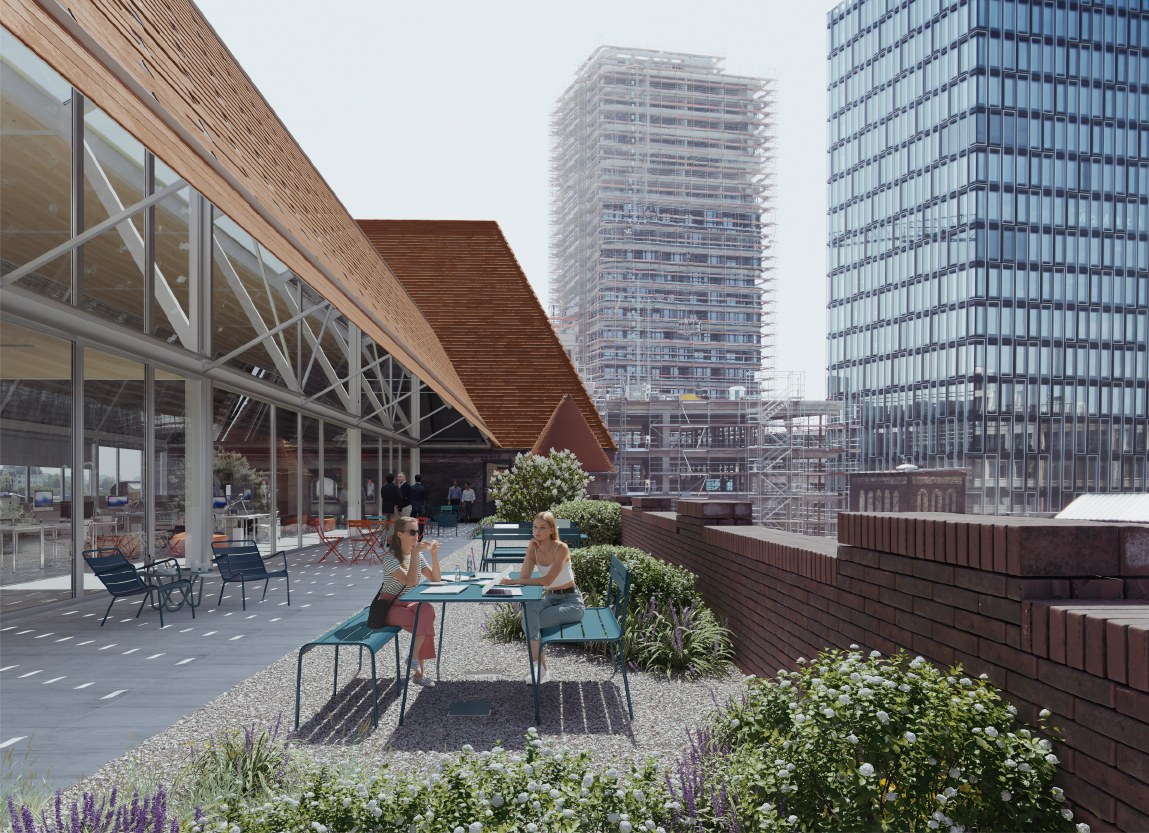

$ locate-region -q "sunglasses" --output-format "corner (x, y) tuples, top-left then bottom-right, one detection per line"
(401, 529), (420, 536)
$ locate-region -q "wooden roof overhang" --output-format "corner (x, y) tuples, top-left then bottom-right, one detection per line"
(356, 220), (615, 453)
(1, 0), (491, 440)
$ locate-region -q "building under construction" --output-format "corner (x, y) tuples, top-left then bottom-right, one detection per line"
(598, 373), (857, 537)
(549, 47), (774, 401)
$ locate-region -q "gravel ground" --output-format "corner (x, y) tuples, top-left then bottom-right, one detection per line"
(71, 532), (745, 794)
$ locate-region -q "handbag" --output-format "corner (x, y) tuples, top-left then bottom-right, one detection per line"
(367, 583), (396, 629)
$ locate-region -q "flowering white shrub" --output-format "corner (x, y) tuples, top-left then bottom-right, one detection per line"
(201, 732), (667, 833)
(691, 648), (1081, 832)
(489, 450), (590, 522)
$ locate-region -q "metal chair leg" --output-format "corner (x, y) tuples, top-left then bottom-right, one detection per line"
(398, 606), (421, 726)
(619, 646), (634, 720)
(262, 579), (269, 601)
(285, 574), (291, 605)
(101, 597), (116, 626)
(294, 647), (307, 730)
(241, 580), (247, 611)
(436, 602), (446, 677)
(333, 645), (339, 696)
(370, 650), (378, 728)
(217, 581), (226, 606)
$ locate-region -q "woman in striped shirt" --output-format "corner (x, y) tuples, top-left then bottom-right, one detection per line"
(378, 516), (441, 686)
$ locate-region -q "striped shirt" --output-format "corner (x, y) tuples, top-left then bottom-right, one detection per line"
(378, 551), (430, 597)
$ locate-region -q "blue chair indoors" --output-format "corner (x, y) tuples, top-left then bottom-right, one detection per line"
(211, 539), (290, 610)
(82, 548), (197, 627)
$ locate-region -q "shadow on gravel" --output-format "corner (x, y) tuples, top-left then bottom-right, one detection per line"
(380, 677), (637, 753)
(294, 677), (403, 744)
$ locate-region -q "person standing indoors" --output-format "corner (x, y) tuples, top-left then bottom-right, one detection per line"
(448, 480), (463, 515)
(461, 482), (476, 522)
(410, 474), (428, 517)
(379, 473), (401, 522)
(499, 511), (584, 683)
(397, 473), (413, 517)
(377, 517), (441, 686)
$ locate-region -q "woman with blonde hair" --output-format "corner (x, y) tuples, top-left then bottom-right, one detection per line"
(499, 510), (584, 683)
(377, 516), (441, 685)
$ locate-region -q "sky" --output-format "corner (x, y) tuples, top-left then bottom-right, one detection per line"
(196, 0), (841, 398)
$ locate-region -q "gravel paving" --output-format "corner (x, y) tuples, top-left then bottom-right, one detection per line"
(73, 532), (745, 793)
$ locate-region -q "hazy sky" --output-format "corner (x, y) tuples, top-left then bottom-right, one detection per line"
(196, 0), (840, 398)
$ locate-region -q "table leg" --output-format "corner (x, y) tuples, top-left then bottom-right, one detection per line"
(40, 529), (45, 569)
(526, 604), (540, 724)
(436, 601), (445, 677)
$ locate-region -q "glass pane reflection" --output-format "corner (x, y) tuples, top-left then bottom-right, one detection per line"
(0, 28), (73, 299)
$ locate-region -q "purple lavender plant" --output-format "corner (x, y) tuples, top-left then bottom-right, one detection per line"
(9, 785), (176, 833)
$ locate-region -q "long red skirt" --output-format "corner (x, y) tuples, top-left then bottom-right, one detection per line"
(380, 593), (437, 661)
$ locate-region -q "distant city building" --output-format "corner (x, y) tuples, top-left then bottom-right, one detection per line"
(826, 2), (1149, 515)
(550, 46), (774, 401)
(850, 468), (968, 514)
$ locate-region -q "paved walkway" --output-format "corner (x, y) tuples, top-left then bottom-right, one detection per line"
(0, 526), (479, 787)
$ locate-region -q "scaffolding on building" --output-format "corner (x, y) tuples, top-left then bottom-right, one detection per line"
(549, 47), (776, 402)
(597, 371), (860, 537)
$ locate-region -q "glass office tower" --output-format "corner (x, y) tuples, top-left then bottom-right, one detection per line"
(827, 0), (1149, 514)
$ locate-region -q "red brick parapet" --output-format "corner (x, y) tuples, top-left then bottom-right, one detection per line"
(621, 504), (1149, 832)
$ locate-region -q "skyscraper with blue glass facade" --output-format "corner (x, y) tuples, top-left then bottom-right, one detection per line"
(827, 0), (1149, 514)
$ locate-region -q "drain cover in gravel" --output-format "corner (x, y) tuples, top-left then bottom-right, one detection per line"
(449, 701), (491, 716)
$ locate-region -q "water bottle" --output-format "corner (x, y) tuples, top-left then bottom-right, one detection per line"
(454, 565), (462, 584)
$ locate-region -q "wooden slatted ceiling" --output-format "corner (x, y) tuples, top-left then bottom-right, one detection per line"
(1, 0), (489, 438)
(531, 395), (615, 473)
(356, 220), (615, 452)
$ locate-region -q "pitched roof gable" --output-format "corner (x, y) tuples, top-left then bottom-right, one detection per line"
(355, 220), (615, 452)
(531, 395), (615, 473)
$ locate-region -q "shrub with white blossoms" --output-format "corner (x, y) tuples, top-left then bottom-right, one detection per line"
(699, 648), (1081, 832)
(199, 731), (668, 833)
(489, 450), (590, 523)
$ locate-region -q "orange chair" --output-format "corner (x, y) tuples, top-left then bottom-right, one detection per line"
(311, 519), (346, 564)
(347, 520), (385, 564)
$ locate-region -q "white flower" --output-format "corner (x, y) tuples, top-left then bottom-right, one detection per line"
(1076, 824), (1091, 833)
(1061, 809), (1074, 820)
(1046, 754), (1060, 764)
(870, 650), (881, 658)
(729, 719), (740, 728)
(839, 694), (851, 705)
(516, 793), (528, 804)
(859, 763), (875, 777)
(1003, 759), (1017, 768)
(1040, 709), (1051, 718)
(342, 798), (351, 808)
(620, 823), (633, 833)
(928, 822), (940, 830)
(525, 826), (537, 833)
(859, 688), (873, 698)
(876, 711), (890, 725)
(794, 714), (806, 723)
(608, 814), (621, 824)
(823, 708), (836, 718)
(936, 794), (948, 804)
(904, 731), (917, 743)
(605, 768), (619, 780)
(787, 816), (798, 824)
(1038, 739), (1053, 751)
(633, 789), (646, 803)
(850, 644), (860, 649)
(1001, 791), (1012, 802)
(944, 787), (957, 798)
(979, 673), (988, 680)
(1019, 763), (1031, 773)
(899, 684), (911, 692)
(847, 734), (859, 744)
(984, 727), (999, 738)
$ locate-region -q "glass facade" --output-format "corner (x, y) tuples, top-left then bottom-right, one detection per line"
(0, 24), (429, 610)
(827, 0), (1149, 513)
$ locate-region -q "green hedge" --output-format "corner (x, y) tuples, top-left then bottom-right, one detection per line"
(571, 545), (697, 609)
(550, 499), (621, 546)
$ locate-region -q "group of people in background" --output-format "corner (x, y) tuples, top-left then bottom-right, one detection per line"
(375, 474), (474, 522)
(447, 480), (476, 521)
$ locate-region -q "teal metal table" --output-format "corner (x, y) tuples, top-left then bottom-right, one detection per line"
(396, 577), (546, 725)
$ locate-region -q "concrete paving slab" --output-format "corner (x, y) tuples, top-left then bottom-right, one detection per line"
(0, 534), (483, 787)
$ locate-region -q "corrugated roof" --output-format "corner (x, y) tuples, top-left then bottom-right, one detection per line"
(1056, 494), (1149, 523)
(532, 395), (615, 473)
(356, 220), (614, 452)
(5, 0), (488, 437)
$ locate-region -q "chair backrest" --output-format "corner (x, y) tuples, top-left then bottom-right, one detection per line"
(212, 543), (264, 576)
(440, 505), (457, 515)
(82, 548), (146, 596)
(438, 512), (458, 528)
(309, 519), (334, 541)
(606, 553), (632, 630)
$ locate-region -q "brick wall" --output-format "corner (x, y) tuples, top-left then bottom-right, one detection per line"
(622, 503), (1149, 832)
